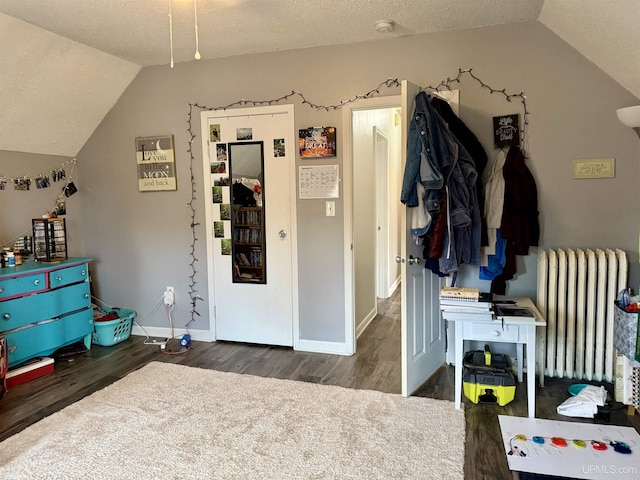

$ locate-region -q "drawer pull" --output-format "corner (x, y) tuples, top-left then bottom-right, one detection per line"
(492, 330), (501, 337)
(3, 313), (10, 320)
(81, 270), (86, 276)
(9, 346), (16, 353)
(34, 279), (40, 286)
(56, 276), (63, 281)
(0, 286), (3, 293)
(84, 293), (90, 299)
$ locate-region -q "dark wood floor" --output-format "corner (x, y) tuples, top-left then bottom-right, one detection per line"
(1, 289), (639, 479)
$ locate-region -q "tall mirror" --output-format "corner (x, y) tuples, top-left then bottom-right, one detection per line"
(229, 141), (266, 284)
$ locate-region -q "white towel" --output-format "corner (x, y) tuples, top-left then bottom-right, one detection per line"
(556, 385), (607, 418)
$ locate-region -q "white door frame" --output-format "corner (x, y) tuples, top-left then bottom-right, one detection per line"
(200, 104), (300, 348)
(342, 95), (401, 354)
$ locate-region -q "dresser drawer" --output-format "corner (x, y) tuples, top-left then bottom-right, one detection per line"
(0, 272), (47, 300)
(462, 321), (520, 342)
(5, 320), (64, 368)
(49, 263), (90, 289)
(61, 308), (94, 343)
(0, 282), (91, 331)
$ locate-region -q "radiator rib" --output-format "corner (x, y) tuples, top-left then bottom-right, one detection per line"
(536, 248), (627, 383)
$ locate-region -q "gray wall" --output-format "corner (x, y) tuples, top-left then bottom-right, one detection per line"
(0, 151), (83, 256)
(4, 21), (637, 346)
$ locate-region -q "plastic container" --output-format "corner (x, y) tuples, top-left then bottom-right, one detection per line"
(92, 308), (136, 346)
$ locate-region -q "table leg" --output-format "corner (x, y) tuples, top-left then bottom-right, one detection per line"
(455, 321), (463, 410)
(516, 343), (523, 383)
(527, 334), (536, 418)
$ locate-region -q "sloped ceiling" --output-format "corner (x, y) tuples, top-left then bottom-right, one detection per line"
(0, 0), (637, 156)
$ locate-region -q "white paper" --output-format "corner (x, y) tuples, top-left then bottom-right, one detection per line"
(298, 165), (339, 199)
(499, 415), (640, 479)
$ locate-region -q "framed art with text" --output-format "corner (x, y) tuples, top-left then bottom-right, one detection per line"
(135, 134), (177, 192)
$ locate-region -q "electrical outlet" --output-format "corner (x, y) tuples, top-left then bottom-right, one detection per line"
(164, 286), (175, 306)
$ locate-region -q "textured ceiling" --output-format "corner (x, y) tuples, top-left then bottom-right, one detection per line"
(0, 0), (638, 156)
(0, 0), (546, 66)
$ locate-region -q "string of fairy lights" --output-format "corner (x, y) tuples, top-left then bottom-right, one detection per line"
(0, 69), (529, 327)
(184, 69), (530, 327)
(0, 158), (78, 248)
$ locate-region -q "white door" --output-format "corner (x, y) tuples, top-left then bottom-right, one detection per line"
(374, 126), (390, 299)
(201, 105), (298, 347)
(400, 80), (446, 397)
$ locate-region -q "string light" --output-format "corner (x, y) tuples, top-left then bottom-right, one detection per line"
(423, 67), (530, 152)
(183, 69), (529, 326)
(0, 158), (78, 248)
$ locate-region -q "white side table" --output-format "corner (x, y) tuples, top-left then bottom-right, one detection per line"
(443, 297), (546, 418)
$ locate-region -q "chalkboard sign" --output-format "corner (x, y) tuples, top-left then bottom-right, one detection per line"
(493, 114), (519, 148)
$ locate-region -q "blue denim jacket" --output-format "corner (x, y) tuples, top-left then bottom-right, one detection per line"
(400, 92), (451, 211)
(435, 113), (481, 272)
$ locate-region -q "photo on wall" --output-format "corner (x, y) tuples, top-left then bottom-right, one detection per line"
(210, 161), (227, 174)
(298, 127), (336, 158)
(221, 238), (232, 255)
(212, 186), (223, 203)
(210, 124), (221, 142)
(214, 221), (225, 238)
(236, 127), (253, 141)
(220, 203), (231, 220)
(216, 144), (227, 162)
(274, 138), (286, 157)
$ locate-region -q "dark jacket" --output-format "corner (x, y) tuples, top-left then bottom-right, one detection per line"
(490, 145), (539, 294)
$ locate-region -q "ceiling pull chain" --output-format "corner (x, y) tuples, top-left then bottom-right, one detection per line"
(194, 0), (201, 60)
(168, 0), (174, 68)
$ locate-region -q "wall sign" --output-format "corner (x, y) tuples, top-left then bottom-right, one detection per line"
(572, 158), (615, 179)
(299, 127), (336, 158)
(135, 135), (177, 192)
(493, 114), (520, 148)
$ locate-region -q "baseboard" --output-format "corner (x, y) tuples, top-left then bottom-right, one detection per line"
(296, 339), (354, 356)
(388, 276), (400, 298)
(356, 307), (377, 339)
(131, 325), (212, 342)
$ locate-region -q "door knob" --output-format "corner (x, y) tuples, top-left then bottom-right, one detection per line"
(407, 255), (421, 265)
(395, 256), (404, 264)
(278, 230), (287, 239)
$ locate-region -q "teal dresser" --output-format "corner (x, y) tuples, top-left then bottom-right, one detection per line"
(0, 258), (93, 368)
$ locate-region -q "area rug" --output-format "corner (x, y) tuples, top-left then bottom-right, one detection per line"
(0, 362), (465, 479)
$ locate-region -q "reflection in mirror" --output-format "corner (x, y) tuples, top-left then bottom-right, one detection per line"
(229, 141), (266, 284)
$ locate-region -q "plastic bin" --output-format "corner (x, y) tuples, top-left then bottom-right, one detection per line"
(92, 308), (136, 346)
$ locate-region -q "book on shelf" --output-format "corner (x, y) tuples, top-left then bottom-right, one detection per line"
(439, 286), (479, 301)
(494, 304), (535, 319)
(439, 291), (494, 308)
(440, 303), (493, 312)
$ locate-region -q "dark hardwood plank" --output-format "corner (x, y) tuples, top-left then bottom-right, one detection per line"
(1, 290), (638, 480)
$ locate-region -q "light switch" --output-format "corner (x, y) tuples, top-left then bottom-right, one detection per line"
(326, 201), (335, 217)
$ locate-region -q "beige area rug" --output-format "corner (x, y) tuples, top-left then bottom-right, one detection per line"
(0, 362), (465, 479)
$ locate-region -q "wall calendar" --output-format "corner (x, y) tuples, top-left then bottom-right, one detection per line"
(298, 165), (340, 199)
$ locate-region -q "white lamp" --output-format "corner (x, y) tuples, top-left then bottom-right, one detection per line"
(616, 105), (640, 138)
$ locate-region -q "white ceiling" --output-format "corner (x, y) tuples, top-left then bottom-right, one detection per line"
(0, 0), (638, 156)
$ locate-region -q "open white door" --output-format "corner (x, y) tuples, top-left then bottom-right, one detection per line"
(400, 80), (446, 397)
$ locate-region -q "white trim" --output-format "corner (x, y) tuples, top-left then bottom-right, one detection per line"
(131, 325), (211, 343)
(342, 95), (401, 356)
(297, 339), (354, 356)
(356, 307), (377, 339)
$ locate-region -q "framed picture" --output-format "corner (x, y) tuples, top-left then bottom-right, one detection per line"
(299, 127), (336, 158)
(135, 134), (177, 192)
